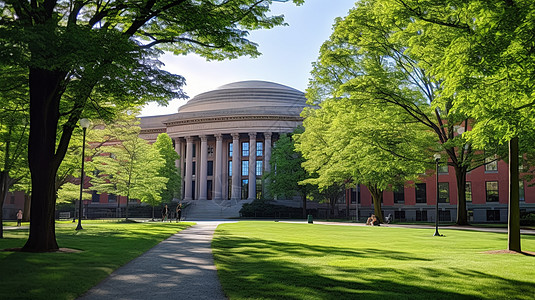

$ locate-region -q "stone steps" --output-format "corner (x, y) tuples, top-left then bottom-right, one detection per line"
(182, 199), (252, 220)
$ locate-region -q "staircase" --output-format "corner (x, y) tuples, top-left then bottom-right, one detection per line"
(181, 199), (253, 220)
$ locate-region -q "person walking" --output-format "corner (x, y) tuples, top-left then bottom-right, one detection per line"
(176, 204), (182, 222)
(161, 205), (168, 222)
(16, 209), (23, 226)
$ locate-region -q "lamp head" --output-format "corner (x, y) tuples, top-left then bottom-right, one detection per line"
(433, 153), (441, 161)
(79, 118), (90, 129)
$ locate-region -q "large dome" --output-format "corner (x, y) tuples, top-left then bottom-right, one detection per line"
(178, 80), (307, 114)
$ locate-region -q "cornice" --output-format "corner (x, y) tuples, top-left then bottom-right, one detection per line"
(163, 115), (303, 127)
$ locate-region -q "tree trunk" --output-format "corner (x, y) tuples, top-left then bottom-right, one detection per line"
(152, 205), (155, 221)
(22, 68), (68, 252)
(454, 166), (468, 225)
(368, 184), (384, 223)
(508, 137), (521, 252)
(0, 171), (9, 239)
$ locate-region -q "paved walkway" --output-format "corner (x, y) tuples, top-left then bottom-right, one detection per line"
(305, 221), (535, 235)
(78, 221), (230, 300)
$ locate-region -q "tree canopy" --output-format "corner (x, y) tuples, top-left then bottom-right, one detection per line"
(153, 133), (181, 204)
(0, 0), (303, 251)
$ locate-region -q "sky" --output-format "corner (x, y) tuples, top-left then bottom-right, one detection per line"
(140, 0), (356, 117)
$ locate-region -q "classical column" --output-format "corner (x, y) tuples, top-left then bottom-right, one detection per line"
(214, 133), (223, 200)
(184, 136), (194, 201)
(264, 132), (272, 173)
(231, 133), (241, 200)
(175, 138), (184, 200)
(199, 135), (208, 200)
(248, 132), (257, 200)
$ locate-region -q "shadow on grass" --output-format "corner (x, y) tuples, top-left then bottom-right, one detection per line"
(213, 236), (535, 300)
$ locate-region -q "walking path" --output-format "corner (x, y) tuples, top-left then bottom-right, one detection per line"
(78, 221), (231, 300)
(306, 221), (535, 235)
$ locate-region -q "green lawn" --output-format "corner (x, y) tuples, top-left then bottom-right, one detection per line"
(0, 220), (193, 300)
(213, 222), (535, 300)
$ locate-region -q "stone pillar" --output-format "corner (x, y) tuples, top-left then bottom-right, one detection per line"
(248, 132), (257, 200)
(214, 133), (223, 200)
(174, 138), (184, 200)
(231, 133), (241, 200)
(199, 135), (208, 200)
(264, 132), (272, 173)
(184, 136), (194, 201)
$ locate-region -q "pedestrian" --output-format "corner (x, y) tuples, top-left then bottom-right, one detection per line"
(161, 204), (168, 222)
(176, 203), (182, 222)
(16, 209), (23, 226)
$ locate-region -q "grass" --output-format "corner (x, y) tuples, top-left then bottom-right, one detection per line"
(212, 221), (535, 300)
(0, 220), (193, 300)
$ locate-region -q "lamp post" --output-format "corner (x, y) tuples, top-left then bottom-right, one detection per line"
(433, 153), (442, 236)
(76, 118), (90, 231)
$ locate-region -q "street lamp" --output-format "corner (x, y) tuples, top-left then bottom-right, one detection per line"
(76, 118), (90, 231)
(433, 153), (442, 237)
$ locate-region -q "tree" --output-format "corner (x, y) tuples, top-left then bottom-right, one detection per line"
(305, 0), (490, 225)
(88, 115), (167, 221)
(153, 133), (181, 204)
(0, 65), (29, 238)
(1, 0), (303, 251)
(295, 96), (433, 223)
(264, 131), (314, 218)
(391, 0), (535, 252)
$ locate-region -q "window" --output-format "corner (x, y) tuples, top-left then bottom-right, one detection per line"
(228, 161), (232, 176)
(242, 142), (249, 157)
(192, 144), (196, 158)
(486, 181), (499, 202)
(92, 191), (100, 203)
(241, 160), (248, 176)
(256, 142), (263, 156)
(416, 210), (427, 221)
(241, 179), (248, 199)
(207, 180), (213, 200)
(486, 210), (500, 222)
(229, 143), (233, 157)
(207, 145), (214, 157)
(438, 182), (449, 203)
(394, 186), (404, 203)
(256, 160), (263, 176)
(485, 155), (498, 172)
(108, 193), (117, 203)
(256, 178), (262, 199)
(394, 211), (406, 221)
(10, 195), (15, 204)
(207, 161), (213, 176)
(415, 183), (426, 203)
(466, 182), (472, 202)
(438, 163), (448, 174)
(350, 188), (357, 204)
(520, 180), (525, 201)
(192, 161), (196, 176)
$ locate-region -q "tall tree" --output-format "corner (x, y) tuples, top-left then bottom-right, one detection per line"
(1, 0), (303, 251)
(153, 133), (181, 204)
(264, 131), (314, 218)
(305, 0), (490, 225)
(295, 96), (433, 223)
(391, 0), (535, 251)
(88, 116), (167, 220)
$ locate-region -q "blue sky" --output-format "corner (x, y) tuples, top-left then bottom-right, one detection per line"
(140, 0), (355, 116)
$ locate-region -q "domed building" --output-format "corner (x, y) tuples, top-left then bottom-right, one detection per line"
(139, 80), (307, 206)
